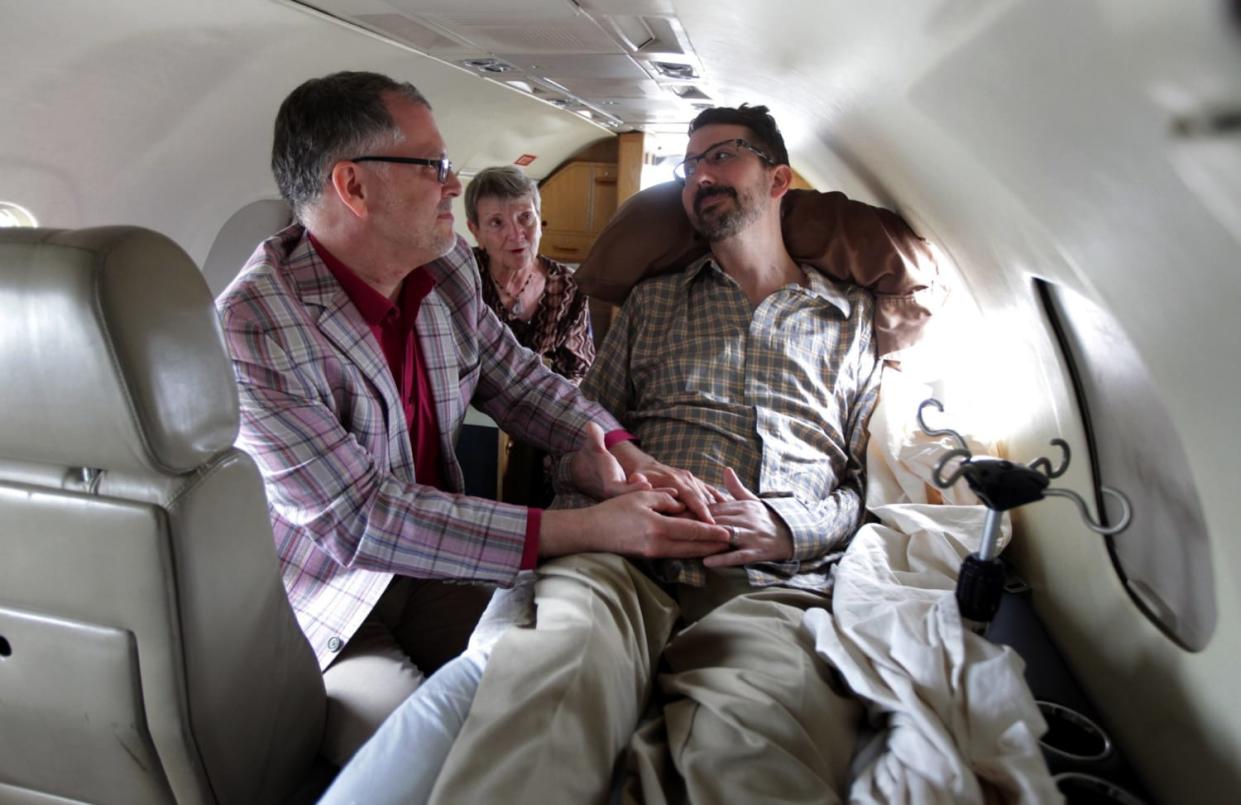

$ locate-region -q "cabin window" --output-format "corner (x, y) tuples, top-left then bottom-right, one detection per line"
(0, 202), (37, 228)
(1037, 279), (1217, 651)
(879, 240), (1038, 450)
(640, 133), (688, 189)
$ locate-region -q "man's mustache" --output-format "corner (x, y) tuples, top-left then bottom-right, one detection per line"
(694, 185), (737, 212)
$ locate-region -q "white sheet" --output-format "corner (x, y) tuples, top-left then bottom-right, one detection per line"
(814, 372), (1059, 803)
(805, 504), (1060, 804)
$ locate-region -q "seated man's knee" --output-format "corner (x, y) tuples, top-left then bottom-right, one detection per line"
(539, 551), (639, 586)
(666, 591), (818, 676)
(532, 553), (677, 655)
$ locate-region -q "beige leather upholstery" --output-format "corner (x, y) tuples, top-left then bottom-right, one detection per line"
(0, 228), (326, 804)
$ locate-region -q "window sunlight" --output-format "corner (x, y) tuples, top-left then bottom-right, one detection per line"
(0, 201), (37, 228)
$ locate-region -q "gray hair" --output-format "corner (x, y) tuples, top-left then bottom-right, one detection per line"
(464, 166), (541, 225)
(271, 71), (430, 221)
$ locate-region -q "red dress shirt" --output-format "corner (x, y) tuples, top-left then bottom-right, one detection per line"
(310, 236), (542, 568)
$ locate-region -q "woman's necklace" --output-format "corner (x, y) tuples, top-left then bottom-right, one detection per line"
(497, 268), (535, 317)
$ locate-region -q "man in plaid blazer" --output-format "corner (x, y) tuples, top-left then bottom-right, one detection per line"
(217, 71), (731, 765)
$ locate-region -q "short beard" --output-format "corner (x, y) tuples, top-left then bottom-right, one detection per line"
(429, 225), (457, 259)
(419, 201), (458, 260)
(690, 185), (761, 242)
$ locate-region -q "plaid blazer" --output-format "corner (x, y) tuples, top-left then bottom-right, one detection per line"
(217, 225), (618, 668)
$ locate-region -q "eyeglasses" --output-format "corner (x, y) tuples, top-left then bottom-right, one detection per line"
(349, 155), (456, 184)
(672, 139), (774, 182)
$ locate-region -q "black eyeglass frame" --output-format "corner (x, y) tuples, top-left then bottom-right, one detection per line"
(673, 138), (775, 182)
(349, 155), (456, 184)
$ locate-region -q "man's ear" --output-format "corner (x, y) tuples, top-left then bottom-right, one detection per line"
(769, 164), (794, 200)
(328, 161), (370, 219)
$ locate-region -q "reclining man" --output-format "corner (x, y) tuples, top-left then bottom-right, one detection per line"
(215, 71), (732, 766)
(426, 105), (916, 805)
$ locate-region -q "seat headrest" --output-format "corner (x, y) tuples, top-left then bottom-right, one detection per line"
(574, 182), (945, 356)
(0, 227), (239, 475)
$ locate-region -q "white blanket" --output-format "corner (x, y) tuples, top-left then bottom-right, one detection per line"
(813, 371), (1060, 803)
(806, 504), (1060, 804)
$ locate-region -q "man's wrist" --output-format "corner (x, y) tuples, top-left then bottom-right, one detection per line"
(521, 508), (542, 569)
(608, 437), (644, 476)
(538, 507), (596, 557)
(603, 428), (635, 450)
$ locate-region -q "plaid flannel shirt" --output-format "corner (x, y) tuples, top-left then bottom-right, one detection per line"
(217, 225), (619, 668)
(557, 255), (881, 592)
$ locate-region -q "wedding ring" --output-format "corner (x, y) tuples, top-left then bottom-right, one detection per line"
(727, 525), (738, 548)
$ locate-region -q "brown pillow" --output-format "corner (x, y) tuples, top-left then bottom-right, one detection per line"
(575, 181), (944, 356)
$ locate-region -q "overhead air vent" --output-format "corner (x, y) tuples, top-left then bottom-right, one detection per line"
(524, 83), (576, 109)
(461, 57), (516, 74)
(653, 61), (697, 80)
(671, 85), (711, 101)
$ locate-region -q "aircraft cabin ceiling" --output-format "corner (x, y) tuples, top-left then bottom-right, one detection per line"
(292, 0), (713, 134)
(4, 0), (1241, 803)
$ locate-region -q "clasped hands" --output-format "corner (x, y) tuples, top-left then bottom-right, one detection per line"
(567, 423), (793, 566)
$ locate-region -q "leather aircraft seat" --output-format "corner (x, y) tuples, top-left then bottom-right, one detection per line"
(0, 227), (327, 804)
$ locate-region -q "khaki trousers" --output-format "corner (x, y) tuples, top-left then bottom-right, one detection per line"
(428, 553), (860, 805)
(321, 577), (492, 767)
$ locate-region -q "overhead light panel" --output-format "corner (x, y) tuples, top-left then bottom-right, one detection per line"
(608, 15), (656, 50)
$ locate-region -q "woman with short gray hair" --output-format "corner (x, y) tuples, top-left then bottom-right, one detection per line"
(466, 166), (596, 506)
(465, 166), (594, 383)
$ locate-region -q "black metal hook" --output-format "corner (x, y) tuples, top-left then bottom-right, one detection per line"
(1028, 439), (1071, 479)
(916, 398), (1132, 536)
(916, 398), (969, 451)
(1041, 486), (1133, 535)
(931, 448), (973, 489)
